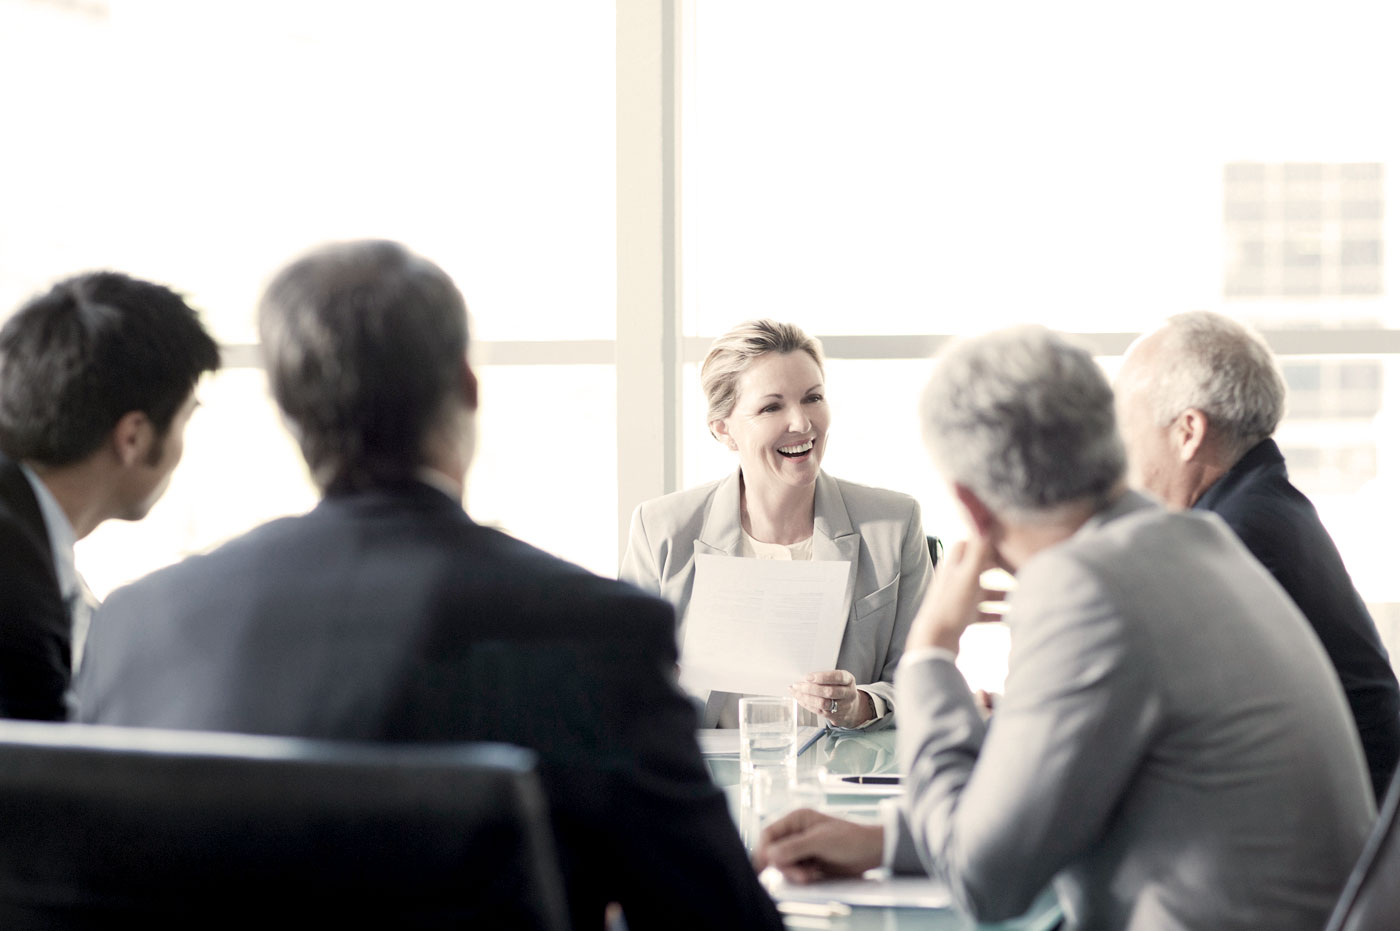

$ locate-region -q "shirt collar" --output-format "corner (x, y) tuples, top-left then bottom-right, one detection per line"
(413, 466), (464, 503)
(18, 463), (79, 600)
(1192, 438), (1283, 513)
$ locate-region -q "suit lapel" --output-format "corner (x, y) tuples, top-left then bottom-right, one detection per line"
(0, 455), (56, 576)
(699, 469), (860, 607)
(811, 473), (859, 620)
(695, 470), (744, 557)
(693, 471), (742, 724)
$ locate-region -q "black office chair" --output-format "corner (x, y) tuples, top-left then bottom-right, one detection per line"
(0, 720), (570, 930)
(927, 535), (943, 569)
(1324, 769), (1400, 931)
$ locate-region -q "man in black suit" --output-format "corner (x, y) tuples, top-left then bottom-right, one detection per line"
(75, 240), (782, 931)
(0, 273), (219, 720)
(1116, 310), (1400, 801)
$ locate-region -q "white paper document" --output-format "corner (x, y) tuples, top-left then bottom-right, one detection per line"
(679, 554), (850, 698)
(695, 728), (742, 757)
(762, 867), (953, 910)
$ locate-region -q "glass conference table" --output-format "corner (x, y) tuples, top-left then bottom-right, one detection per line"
(702, 727), (1061, 931)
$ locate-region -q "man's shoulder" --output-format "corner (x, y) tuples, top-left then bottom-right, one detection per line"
(0, 489), (64, 617)
(1021, 499), (1246, 609)
(98, 511), (305, 610)
(0, 497), (38, 550)
(1200, 443), (1311, 528)
(0, 472), (59, 598)
(115, 504), (664, 606)
(1009, 499), (1320, 699)
(0, 520), (57, 597)
(1057, 494), (1210, 558)
(1207, 458), (1288, 508)
(0, 458), (42, 535)
(470, 524), (673, 614)
(1201, 463), (1329, 571)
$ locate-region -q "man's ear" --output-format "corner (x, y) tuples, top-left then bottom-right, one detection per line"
(952, 482), (998, 541)
(461, 355), (479, 412)
(1174, 408), (1210, 462)
(109, 411), (155, 467)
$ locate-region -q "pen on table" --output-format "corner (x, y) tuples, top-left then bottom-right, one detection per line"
(840, 775), (902, 785)
(795, 727), (828, 757)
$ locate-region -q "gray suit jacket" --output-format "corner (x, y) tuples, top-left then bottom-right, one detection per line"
(621, 470), (932, 727)
(897, 491), (1374, 931)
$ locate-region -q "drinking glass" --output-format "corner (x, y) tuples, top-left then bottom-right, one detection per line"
(739, 696), (797, 775)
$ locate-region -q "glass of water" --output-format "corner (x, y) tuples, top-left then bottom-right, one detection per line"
(742, 754), (825, 853)
(739, 696), (797, 776)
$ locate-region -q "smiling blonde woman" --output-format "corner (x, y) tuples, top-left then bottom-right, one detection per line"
(620, 319), (934, 729)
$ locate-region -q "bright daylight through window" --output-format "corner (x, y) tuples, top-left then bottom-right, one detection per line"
(2, 1), (1398, 690)
(680, 0), (1400, 688)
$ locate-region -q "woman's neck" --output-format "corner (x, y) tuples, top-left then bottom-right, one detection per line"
(739, 472), (816, 544)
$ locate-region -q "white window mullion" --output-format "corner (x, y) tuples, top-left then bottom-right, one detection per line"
(616, 0), (684, 568)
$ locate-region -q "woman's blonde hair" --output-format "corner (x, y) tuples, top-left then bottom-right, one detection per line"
(701, 319), (825, 432)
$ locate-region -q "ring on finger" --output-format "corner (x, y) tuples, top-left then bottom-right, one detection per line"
(828, 698), (838, 714)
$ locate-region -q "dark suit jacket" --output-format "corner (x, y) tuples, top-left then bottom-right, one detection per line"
(0, 454), (70, 721)
(75, 480), (781, 931)
(1196, 439), (1400, 801)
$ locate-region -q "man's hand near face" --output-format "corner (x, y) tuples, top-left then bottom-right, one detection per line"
(905, 534), (1002, 656)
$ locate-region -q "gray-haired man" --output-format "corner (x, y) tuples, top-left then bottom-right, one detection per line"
(1115, 310), (1400, 802)
(759, 326), (1372, 931)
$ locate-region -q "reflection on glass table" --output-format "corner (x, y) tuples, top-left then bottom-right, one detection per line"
(701, 728), (1061, 931)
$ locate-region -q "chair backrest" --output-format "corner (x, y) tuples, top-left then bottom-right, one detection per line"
(1325, 768), (1400, 931)
(0, 720), (570, 930)
(926, 535), (943, 569)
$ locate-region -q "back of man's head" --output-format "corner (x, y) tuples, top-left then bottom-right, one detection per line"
(1138, 311), (1285, 463)
(0, 272), (221, 466)
(259, 240), (469, 494)
(921, 325), (1125, 521)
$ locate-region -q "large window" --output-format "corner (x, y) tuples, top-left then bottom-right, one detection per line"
(5, 0), (1400, 679)
(0, 0), (618, 588)
(678, 0), (1400, 681)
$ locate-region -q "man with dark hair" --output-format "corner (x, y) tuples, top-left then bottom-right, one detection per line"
(0, 271), (220, 720)
(76, 240), (782, 930)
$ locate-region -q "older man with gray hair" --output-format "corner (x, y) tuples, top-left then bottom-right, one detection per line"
(758, 326), (1372, 931)
(1115, 311), (1400, 802)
